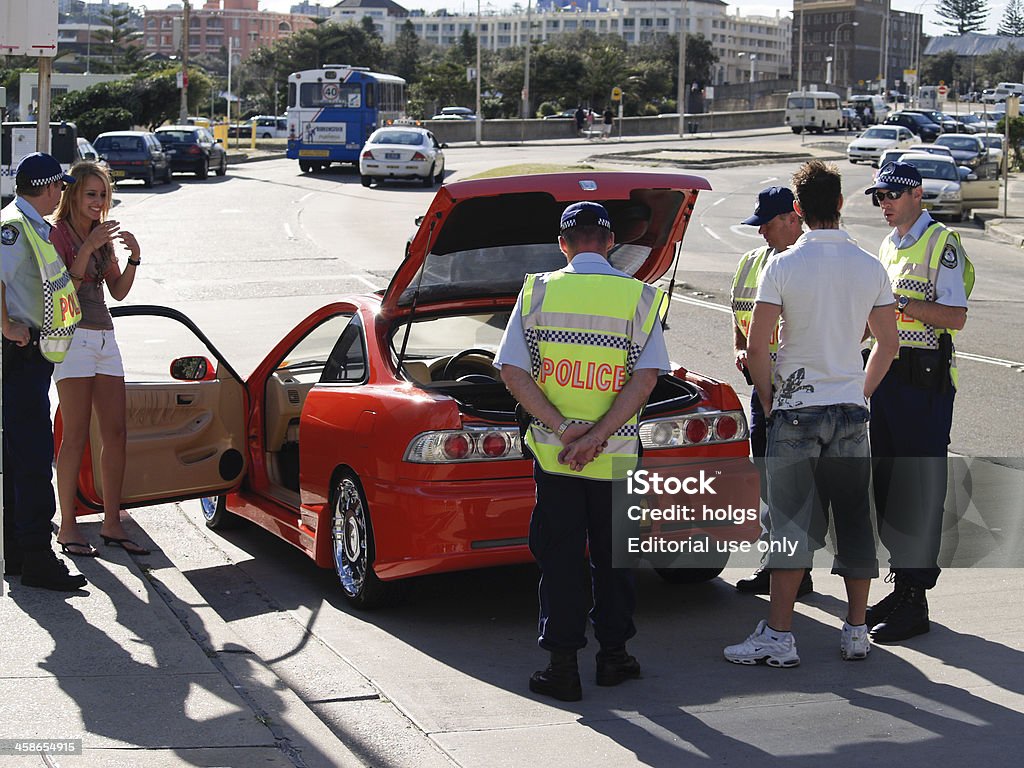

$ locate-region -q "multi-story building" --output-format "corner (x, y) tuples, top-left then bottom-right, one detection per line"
(792, 0), (921, 94)
(141, 0), (317, 62)
(329, 0), (792, 84)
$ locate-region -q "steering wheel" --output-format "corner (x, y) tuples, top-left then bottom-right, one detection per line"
(441, 348), (497, 381)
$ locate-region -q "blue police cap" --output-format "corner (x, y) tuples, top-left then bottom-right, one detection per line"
(560, 201), (612, 232)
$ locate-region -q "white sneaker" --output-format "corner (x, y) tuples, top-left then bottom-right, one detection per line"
(724, 620), (800, 667)
(841, 622), (871, 661)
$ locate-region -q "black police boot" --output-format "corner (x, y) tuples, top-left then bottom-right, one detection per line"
(21, 553), (87, 592)
(529, 651), (582, 702)
(735, 565), (770, 594)
(737, 567), (813, 598)
(870, 585), (929, 643)
(596, 646), (641, 687)
(865, 574), (901, 628)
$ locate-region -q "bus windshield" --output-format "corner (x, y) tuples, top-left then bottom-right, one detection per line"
(298, 82), (362, 109)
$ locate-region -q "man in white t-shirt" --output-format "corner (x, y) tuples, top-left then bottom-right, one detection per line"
(723, 160), (900, 668)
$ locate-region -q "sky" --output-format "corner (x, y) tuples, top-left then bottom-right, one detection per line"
(120, 1), (1010, 37)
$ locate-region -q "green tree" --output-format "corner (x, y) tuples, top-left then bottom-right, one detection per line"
(389, 21), (421, 84)
(997, 0), (1024, 35)
(920, 50), (959, 85)
(92, 7), (143, 73)
(935, 0), (990, 34)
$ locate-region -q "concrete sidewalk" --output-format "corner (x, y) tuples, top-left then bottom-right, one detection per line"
(1, 527), (368, 768)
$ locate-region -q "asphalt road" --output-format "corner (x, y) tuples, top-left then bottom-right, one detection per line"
(48, 132), (1024, 767)
(113, 133), (1024, 457)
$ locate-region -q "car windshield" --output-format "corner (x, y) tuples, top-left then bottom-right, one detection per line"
(978, 136), (1002, 148)
(95, 136), (142, 152)
(863, 127), (898, 140)
(156, 131), (195, 143)
(937, 136), (978, 150)
(390, 312), (511, 359)
(370, 130), (424, 146)
(903, 159), (959, 181)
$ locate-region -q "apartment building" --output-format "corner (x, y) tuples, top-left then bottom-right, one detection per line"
(141, 0), (317, 61)
(329, 0), (791, 84)
(792, 0), (921, 92)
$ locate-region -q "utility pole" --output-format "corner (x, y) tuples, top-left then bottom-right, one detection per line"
(475, 0), (482, 144)
(797, 0), (804, 92)
(677, 0), (687, 136)
(522, 0), (531, 119)
(179, 1), (190, 123)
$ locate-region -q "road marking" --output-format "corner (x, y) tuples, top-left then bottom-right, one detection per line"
(730, 224), (762, 239)
(668, 293), (1024, 370)
(758, 177), (779, 185)
(284, 222), (295, 240)
(298, 192), (315, 203)
(702, 225), (722, 241)
(710, 197), (727, 207)
(347, 274), (382, 291)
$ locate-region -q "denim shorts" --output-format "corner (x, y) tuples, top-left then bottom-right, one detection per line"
(52, 328), (125, 383)
(764, 404), (878, 578)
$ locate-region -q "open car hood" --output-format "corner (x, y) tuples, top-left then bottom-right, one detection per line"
(380, 171), (711, 318)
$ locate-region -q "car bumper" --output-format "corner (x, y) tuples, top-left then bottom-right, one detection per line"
(922, 197), (962, 216)
(167, 156), (208, 172)
(106, 165), (154, 181)
(360, 159), (433, 179)
(848, 149), (882, 163)
(356, 456), (760, 581)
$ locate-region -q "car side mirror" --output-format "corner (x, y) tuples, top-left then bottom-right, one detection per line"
(170, 356), (217, 381)
(440, 142), (448, 148)
(83, 152), (96, 161)
(215, 138), (223, 144)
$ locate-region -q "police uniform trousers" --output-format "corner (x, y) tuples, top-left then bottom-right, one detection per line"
(2, 340), (58, 560)
(869, 363), (954, 590)
(528, 461), (636, 653)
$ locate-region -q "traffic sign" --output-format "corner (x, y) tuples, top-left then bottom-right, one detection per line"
(937, 84), (949, 97)
(611, 87), (622, 102)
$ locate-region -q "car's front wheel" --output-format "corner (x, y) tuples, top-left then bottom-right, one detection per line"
(332, 471), (401, 609)
(200, 495), (237, 530)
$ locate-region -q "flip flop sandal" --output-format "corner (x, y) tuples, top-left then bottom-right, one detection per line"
(100, 535), (151, 556)
(58, 541), (99, 558)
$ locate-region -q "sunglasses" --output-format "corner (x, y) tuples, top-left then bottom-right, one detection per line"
(873, 190), (905, 202)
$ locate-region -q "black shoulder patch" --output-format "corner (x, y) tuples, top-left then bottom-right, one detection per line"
(940, 244), (958, 269)
(1, 224), (19, 246)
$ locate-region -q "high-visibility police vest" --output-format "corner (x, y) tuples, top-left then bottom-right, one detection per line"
(730, 245), (779, 360)
(1, 208), (81, 363)
(521, 270), (665, 480)
(879, 221), (974, 389)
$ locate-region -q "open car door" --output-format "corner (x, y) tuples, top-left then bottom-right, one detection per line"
(960, 174), (999, 212)
(64, 305), (248, 513)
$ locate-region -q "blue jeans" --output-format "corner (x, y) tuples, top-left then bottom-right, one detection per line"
(765, 404), (878, 579)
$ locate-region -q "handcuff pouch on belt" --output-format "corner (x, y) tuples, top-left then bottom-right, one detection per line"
(894, 335), (952, 393)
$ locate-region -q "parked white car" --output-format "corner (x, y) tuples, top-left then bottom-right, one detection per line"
(359, 126), (446, 187)
(894, 152), (998, 221)
(847, 125), (916, 165)
(974, 132), (1006, 173)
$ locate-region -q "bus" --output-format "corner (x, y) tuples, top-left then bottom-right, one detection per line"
(784, 91), (843, 134)
(286, 65), (406, 173)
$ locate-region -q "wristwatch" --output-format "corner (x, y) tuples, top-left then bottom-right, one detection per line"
(897, 295), (910, 313)
(555, 419), (572, 437)
(127, 257), (141, 266)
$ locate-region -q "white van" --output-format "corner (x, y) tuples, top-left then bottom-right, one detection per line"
(849, 94), (890, 125)
(785, 91), (843, 134)
(990, 82), (1024, 104)
(1, 121), (78, 204)
(917, 86), (940, 111)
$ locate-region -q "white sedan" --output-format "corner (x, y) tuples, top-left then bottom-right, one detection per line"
(359, 127), (446, 188)
(847, 125), (916, 166)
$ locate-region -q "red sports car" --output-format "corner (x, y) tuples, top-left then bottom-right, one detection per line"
(65, 172), (760, 608)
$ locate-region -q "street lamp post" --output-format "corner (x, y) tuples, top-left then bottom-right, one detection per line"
(739, 52), (756, 110)
(832, 21), (859, 91)
(475, 0), (482, 144)
(677, 0), (688, 137)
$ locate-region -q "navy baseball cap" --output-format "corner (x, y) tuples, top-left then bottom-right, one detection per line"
(15, 152), (76, 188)
(742, 186), (795, 226)
(865, 161), (922, 194)
(560, 201), (612, 232)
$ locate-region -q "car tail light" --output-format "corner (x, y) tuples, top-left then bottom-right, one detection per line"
(187, 145), (202, 155)
(361, 150), (374, 159)
(405, 427), (523, 463)
(639, 411), (748, 449)
(411, 151), (426, 161)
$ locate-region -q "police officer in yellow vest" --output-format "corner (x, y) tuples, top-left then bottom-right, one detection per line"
(863, 161), (972, 643)
(496, 201), (670, 702)
(2, 152), (86, 591)
(731, 187), (815, 598)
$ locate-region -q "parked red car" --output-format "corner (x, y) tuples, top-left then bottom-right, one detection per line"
(62, 172), (759, 607)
